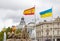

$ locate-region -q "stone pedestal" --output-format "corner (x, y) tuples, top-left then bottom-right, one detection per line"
(7, 39), (14, 41)
(7, 39), (31, 41)
(7, 26), (32, 41)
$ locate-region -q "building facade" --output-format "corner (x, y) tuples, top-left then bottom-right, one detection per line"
(27, 22), (36, 41)
(17, 17), (26, 29)
(36, 17), (60, 41)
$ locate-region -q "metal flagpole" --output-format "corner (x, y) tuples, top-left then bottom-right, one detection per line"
(34, 1), (37, 41)
(52, 6), (54, 41)
(34, 5), (37, 41)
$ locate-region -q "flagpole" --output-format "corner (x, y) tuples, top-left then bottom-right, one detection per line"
(34, 5), (37, 41)
(34, 14), (37, 41)
(52, 6), (54, 41)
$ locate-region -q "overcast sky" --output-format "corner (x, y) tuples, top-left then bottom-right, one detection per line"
(0, 0), (60, 31)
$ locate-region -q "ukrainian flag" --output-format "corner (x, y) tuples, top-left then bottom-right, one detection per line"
(40, 8), (52, 18)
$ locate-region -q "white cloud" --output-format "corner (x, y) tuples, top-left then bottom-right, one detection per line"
(4, 19), (13, 27)
(0, 20), (4, 31)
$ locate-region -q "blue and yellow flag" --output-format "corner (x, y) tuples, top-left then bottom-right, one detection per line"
(40, 8), (52, 18)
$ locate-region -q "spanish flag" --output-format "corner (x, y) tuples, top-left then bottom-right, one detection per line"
(40, 8), (52, 18)
(23, 7), (35, 15)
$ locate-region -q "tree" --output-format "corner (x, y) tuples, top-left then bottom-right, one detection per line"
(5, 27), (12, 39)
(0, 31), (4, 41)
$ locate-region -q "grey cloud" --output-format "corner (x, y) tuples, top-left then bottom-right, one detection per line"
(0, 9), (23, 22)
(4, 11), (23, 22)
(0, 0), (35, 10)
(3, 14), (21, 22)
(0, 0), (60, 23)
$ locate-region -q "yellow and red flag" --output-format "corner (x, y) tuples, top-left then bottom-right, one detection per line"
(23, 7), (35, 15)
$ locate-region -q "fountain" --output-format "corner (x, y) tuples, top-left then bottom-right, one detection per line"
(7, 25), (32, 41)
(4, 32), (6, 41)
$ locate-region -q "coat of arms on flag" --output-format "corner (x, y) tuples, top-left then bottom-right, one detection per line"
(23, 7), (35, 15)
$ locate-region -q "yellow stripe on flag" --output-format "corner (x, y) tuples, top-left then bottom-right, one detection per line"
(40, 8), (52, 18)
(23, 7), (35, 15)
(41, 13), (52, 18)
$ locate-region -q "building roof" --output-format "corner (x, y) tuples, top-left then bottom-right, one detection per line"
(54, 16), (60, 22)
(27, 22), (35, 27)
(37, 16), (60, 25)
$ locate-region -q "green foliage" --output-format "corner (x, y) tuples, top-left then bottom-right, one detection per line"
(5, 27), (12, 39)
(0, 31), (4, 41)
(0, 27), (21, 41)
(15, 29), (21, 34)
(0, 27), (12, 41)
(6, 27), (12, 33)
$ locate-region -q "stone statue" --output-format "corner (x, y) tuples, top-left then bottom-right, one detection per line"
(7, 25), (31, 41)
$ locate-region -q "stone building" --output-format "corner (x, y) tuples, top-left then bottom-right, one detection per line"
(36, 17), (60, 41)
(17, 17), (26, 29)
(27, 22), (36, 41)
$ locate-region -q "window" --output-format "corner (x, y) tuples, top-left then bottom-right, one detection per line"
(46, 29), (49, 35)
(57, 29), (59, 35)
